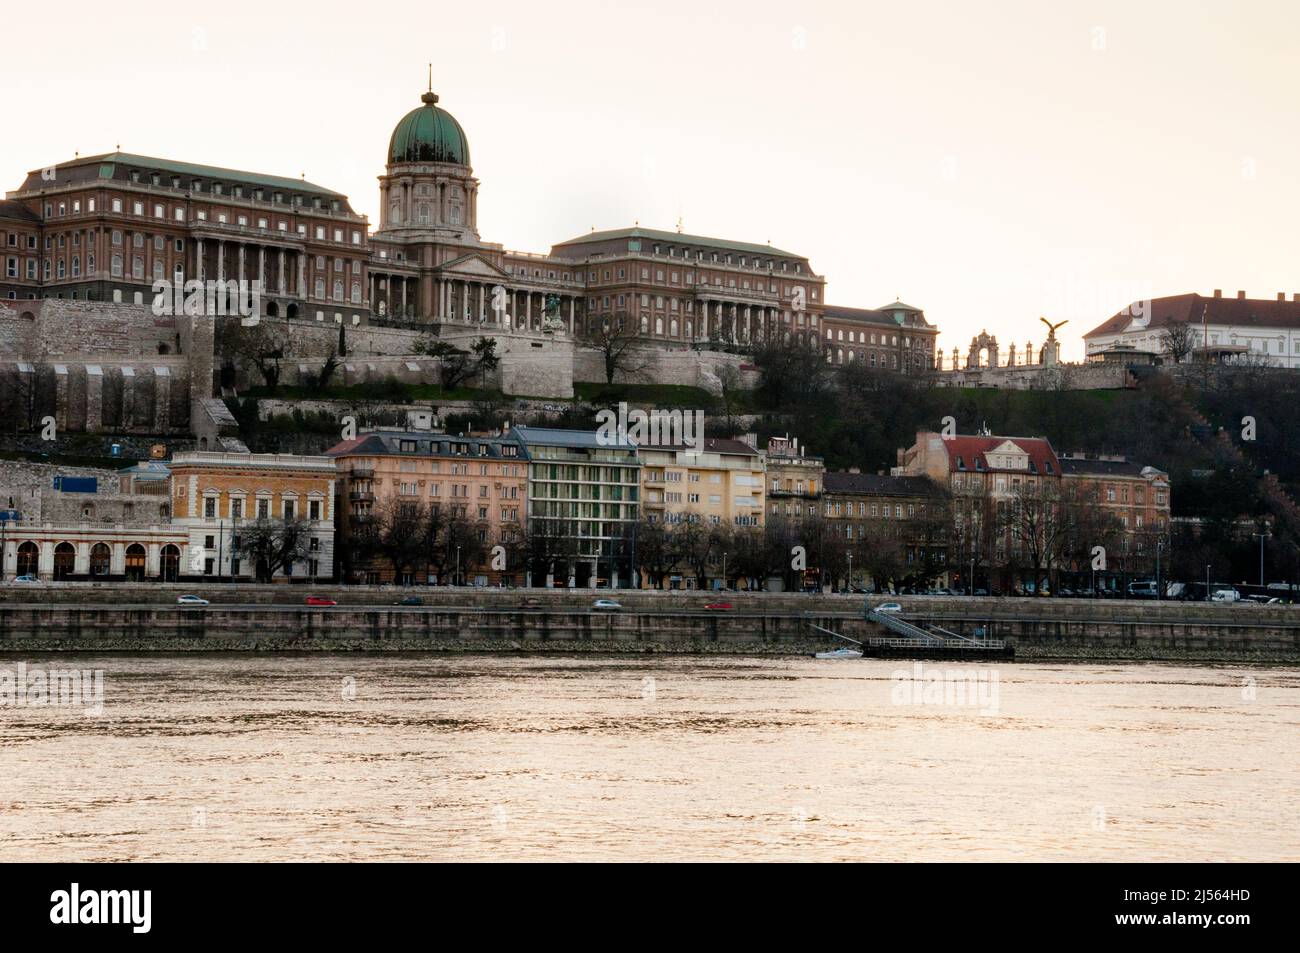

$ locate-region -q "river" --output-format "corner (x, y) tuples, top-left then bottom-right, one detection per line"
(1, 655), (1296, 861)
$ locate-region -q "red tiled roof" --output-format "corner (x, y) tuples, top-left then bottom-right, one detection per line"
(939, 435), (1060, 475)
(1083, 293), (1300, 338)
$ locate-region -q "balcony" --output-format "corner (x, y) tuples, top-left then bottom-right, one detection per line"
(349, 467), (375, 480)
(349, 490), (375, 503)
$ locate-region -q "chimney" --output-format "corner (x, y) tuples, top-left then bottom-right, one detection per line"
(1279, 293), (1286, 302)
(1237, 290), (1246, 300)
(1213, 289), (1222, 298)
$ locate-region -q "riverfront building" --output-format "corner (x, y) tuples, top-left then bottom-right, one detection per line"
(326, 429), (528, 586)
(168, 451), (337, 581)
(764, 435), (825, 520)
(510, 425), (640, 588)
(638, 437), (765, 529)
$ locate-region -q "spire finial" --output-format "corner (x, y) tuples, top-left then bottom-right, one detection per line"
(421, 65), (439, 105)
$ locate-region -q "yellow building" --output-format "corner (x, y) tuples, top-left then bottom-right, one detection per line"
(169, 451), (337, 581)
(639, 437), (765, 529)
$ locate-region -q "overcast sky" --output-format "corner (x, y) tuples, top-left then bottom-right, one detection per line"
(5, 0), (1299, 360)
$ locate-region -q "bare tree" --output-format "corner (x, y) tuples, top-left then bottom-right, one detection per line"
(1160, 320), (1197, 364)
(235, 516), (314, 582)
(579, 316), (649, 385)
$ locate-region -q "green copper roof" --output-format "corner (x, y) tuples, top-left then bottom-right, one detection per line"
(55, 151), (346, 198)
(552, 226), (802, 260)
(388, 92), (471, 166)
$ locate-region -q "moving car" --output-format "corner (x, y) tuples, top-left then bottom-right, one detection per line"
(176, 594), (209, 606)
(592, 598), (622, 611)
(11, 574), (39, 584)
(393, 595), (423, 606)
(1127, 581), (1158, 599)
(305, 596), (338, 606)
(874, 602), (903, 614)
(704, 601), (733, 611)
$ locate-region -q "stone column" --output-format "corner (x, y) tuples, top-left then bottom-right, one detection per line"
(478, 282), (486, 323)
(277, 249), (286, 295)
(401, 279), (408, 318)
(258, 247), (266, 287)
(238, 244), (246, 284)
(568, 297), (575, 334)
(526, 292), (532, 326)
(297, 251), (306, 299)
(197, 239), (205, 282)
(217, 240), (225, 282)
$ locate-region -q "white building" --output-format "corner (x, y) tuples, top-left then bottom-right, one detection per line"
(1084, 290), (1300, 368)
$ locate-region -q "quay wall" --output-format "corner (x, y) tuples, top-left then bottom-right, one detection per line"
(0, 589), (1295, 659)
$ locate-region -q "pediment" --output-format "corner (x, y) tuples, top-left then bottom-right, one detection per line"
(438, 254), (508, 279)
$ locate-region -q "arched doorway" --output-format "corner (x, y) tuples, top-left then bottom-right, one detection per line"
(53, 542), (76, 580)
(16, 541), (39, 578)
(161, 544), (180, 582)
(125, 544), (146, 581)
(89, 543), (111, 577)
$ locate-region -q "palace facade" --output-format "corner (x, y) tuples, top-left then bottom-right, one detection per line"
(5, 85), (933, 358)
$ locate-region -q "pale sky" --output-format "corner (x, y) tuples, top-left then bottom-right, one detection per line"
(6, 0), (1299, 360)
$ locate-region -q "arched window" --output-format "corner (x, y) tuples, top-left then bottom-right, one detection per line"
(655, 317), (664, 335)
(160, 544), (180, 582)
(53, 542), (76, 580)
(16, 541), (38, 578)
(670, 319), (678, 336)
(314, 277), (325, 299)
(125, 543), (146, 581)
(333, 280), (343, 301)
(89, 543), (111, 576)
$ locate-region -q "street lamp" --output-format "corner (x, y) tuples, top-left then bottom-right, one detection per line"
(455, 545), (461, 587)
(721, 551), (728, 592)
(846, 550), (853, 592)
(1156, 539), (1164, 601)
(1205, 563), (1211, 602)
(1253, 528), (1271, 588)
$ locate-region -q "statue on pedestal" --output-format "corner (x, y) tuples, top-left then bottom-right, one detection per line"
(1038, 317), (1068, 366)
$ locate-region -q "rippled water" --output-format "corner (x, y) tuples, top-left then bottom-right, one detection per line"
(1, 655), (1296, 861)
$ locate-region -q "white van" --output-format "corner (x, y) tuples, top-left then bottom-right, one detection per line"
(1209, 588), (1241, 603)
(1127, 581), (1158, 598)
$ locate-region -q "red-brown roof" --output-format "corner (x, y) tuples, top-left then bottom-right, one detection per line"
(1083, 293), (1300, 338)
(938, 435), (1060, 475)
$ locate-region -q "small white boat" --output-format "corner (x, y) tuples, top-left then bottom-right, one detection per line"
(814, 647), (863, 660)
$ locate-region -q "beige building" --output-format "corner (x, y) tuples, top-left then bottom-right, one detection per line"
(764, 434), (824, 520)
(169, 451), (337, 581)
(639, 437), (765, 529)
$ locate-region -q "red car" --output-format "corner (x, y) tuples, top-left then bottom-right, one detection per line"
(305, 596), (338, 606)
(704, 602), (734, 611)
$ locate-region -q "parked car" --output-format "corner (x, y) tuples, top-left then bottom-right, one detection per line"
(176, 594), (209, 606)
(874, 602), (903, 614)
(704, 601), (733, 611)
(393, 595), (423, 606)
(305, 596), (338, 606)
(11, 574), (39, 584)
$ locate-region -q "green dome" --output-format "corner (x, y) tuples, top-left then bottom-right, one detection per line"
(387, 92), (471, 166)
